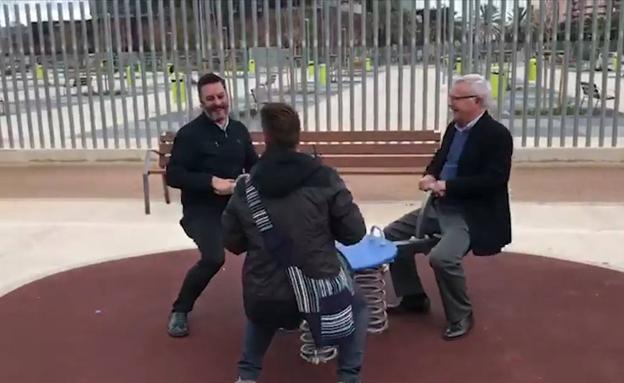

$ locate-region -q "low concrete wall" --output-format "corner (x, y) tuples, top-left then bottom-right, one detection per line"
(1, 147), (623, 166)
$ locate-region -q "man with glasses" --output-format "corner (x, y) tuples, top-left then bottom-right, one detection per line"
(384, 74), (513, 341)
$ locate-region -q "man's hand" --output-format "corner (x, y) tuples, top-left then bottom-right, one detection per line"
(430, 180), (447, 197)
(212, 176), (236, 195)
(418, 175), (437, 191)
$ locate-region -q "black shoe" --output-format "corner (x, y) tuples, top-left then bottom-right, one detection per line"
(168, 312), (189, 337)
(442, 312), (473, 341)
(387, 294), (431, 315)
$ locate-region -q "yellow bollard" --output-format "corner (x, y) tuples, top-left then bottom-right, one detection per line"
(307, 61), (315, 78)
(35, 64), (44, 80)
(171, 78), (187, 104)
(248, 59), (255, 73)
(125, 65), (133, 86)
(319, 63), (327, 86)
(528, 57), (537, 82)
(454, 58), (462, 74)
(490, 64), (507, 100)
(365, 57), (372, 71)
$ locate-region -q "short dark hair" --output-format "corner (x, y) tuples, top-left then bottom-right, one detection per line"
(260, 103), (301, 149)
(197, 72), (226, 96)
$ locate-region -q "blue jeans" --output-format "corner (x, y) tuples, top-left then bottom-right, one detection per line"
(237, 291), (369, 383)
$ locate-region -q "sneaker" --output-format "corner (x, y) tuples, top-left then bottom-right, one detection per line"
(167, 312), (189, 337)
(234, 378), (256, 383)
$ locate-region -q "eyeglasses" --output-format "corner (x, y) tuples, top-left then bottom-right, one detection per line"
(449, 95), (478, 101)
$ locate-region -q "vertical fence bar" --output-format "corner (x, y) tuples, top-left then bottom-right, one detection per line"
(558, 0), (573, 147)
(47, 3), (66, 148)
(0, 13), (13, 148)
(68, 2), (85, 149)
(474, 0), (481, 73)
(336, 2), (343, 131)
(276, 0), (284, 102)
(90, 1), (107, 148)
(573, 1), (585, 147)
(349, 0), (355, 132)
(124, 0), (140, 147)
(422, 0), (430, 130)
(521, 2), (531, 147)
(509, 0), (519, 136)
(81, 2), (95, 148)
(385, 0), (391, 131)
(252, 0), (260, 107)
(58, 2), (76, 148)
(397, 0), (404, 131)
(325, 0), (331, 131)
(435, 0), (442, 130)
(373, 0), (379, 131)
(484, 0), (493, 78)
(158, 0), (172, 133)
(240, 0), (251, 126)
(227, 0), (239, 119)
(313, 0), (320, 132)
(599, 0), (613, 147)
(25, 4), (44, 148)
(409, 0), (416, 131)
(264, 0), (272, 102)
(205, 0), (213, 71)
(170, 0), (182, 123)
(217, 2), (226, 78)
(496, 0), (506, 120)
(461, 0), (467, 73)
(6, 5), (24, 148)
(585, 0), (599, 147)
(191, 0), (201, 117)
(534, 0), (545, 147)
(612, 0), (624, 147)
(37, 3), (55, 148)
(288, 0), (295, 108)
(103, 1), (120, 148)
(360, 0), (366, 131)
(112, 0), (130, 147)
(467, 0), (474, 73)
(447, 0), (455, 124)
(14, 7), (34, 148)
(302, 1), (309, 131)
(181, 0), (193, 119)
(147, 0), (161, 138)
(136, 0), (152, 147)
(547, 0), (559, 147)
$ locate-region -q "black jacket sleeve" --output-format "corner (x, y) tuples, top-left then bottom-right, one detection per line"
(243, 130), (259, 172)
(165, 130), (214, 192)
(446, 125), (513, 198)
(222, 182), (248, 255)
(328, 171), (366, 246)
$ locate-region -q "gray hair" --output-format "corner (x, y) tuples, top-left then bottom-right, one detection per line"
(452, 74), (493, 110)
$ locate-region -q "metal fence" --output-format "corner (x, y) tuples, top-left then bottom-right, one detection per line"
(0, 0), (623, 150)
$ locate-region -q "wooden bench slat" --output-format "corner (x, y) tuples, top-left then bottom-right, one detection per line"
(318, 155), (433, 168)
(251, 130), (440, 143)
(253, 143), (439, 155)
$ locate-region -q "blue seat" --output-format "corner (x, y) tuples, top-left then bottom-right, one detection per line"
(337, 227), (398, 271)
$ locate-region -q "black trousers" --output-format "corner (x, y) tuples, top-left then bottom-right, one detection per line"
(172, 209), (225, 313)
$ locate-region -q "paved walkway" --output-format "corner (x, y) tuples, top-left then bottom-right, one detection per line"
(0, 164), (623, 297)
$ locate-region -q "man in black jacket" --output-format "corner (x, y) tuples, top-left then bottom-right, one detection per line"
(385, 74), (513, 340)
(222, 103), (369, 383)
(166, 73), (258, 337)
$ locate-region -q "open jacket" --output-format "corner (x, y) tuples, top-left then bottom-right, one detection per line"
(426, 111), (513, 255)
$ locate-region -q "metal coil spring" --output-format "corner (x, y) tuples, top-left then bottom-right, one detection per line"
(299, 320), (338, 364)
(354, 265), (389, 334)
